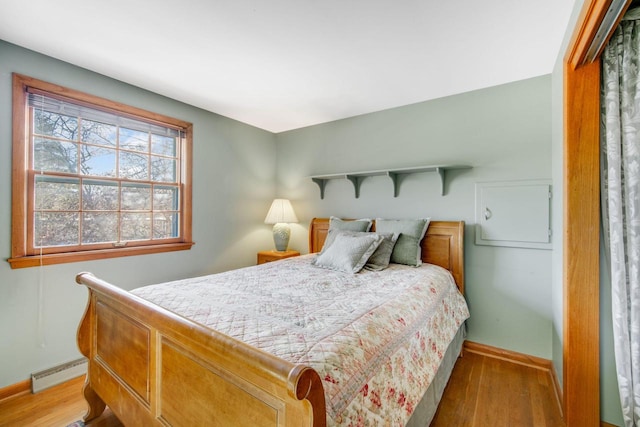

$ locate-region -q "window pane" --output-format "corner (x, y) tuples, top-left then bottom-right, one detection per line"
(81, 119), (116, 147)
(120, 127), (149, 152)
(83, 180), (119, 211)
(14, 76), (192, 263)
(82, 212), (118, 244)
(35, 212), (79, 247)
(35, 176), (80, 210)
(34, 110), (78, 141)
(153, 212), (178, 239)
(81, 145), (116, 177)
(122, 184), (151, 210)
(33, 138), (78, 173)
(153, 186), (178, 211)
(119, 151), (149, 180)
(121, 213), (151, 241)
(151, 134), (176, 156)
(151, 157), (176, 182)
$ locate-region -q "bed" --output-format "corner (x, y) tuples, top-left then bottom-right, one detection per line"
(76, 218), (469, 426)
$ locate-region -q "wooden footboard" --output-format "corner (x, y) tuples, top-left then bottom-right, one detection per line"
(76, 272), (326, 426)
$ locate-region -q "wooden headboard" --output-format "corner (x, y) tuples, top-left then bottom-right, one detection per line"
(308, 218), (465, 294)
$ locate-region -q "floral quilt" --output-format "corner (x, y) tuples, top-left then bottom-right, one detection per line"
(132, 255), (470, 426)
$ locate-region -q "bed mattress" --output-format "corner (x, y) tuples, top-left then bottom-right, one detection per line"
(132, 255), (469, 426)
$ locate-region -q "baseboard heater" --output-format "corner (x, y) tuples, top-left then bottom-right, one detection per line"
(31, 357), (87, 393)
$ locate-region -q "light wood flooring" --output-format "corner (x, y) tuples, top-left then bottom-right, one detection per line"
(0, 350), (564, 427)
(431, 350), (564, 427)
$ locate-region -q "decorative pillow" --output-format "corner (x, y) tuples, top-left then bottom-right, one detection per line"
(319, 228), (345, 254)
(364, 232), (400, 271)
(375, 218), (430, 266)
(321, 229), (399, 271)
(329, 216), (373, 232)
(312, 233), (383, 273)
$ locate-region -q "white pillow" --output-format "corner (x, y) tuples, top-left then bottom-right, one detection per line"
(312, 233), (383, 273)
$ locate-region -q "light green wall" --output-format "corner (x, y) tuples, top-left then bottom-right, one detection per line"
(550, 0), (581, 402)
(275, 76), (554, 358)
(0, 40), (277, 388)
(550, 46), (565, 400)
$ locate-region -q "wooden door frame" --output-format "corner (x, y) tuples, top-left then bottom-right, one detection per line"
(564, 0), (629, 425)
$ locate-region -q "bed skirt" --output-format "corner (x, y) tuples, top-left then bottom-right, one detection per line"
(406, 324), (465, 426)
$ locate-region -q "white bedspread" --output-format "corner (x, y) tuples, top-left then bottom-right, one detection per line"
(132, 255), (469, 426)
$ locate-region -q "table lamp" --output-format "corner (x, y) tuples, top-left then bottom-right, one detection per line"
(264, 199), (298, 251)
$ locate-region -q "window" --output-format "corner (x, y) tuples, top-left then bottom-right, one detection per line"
(9, 74), (193, 268)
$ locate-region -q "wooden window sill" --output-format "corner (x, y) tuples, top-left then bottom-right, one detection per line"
(8, 242), (195, 269)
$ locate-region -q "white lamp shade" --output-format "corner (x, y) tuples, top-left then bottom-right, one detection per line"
(264, 199), (298, 224)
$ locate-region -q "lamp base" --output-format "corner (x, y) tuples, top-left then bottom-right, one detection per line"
(272, 223), (291, 251)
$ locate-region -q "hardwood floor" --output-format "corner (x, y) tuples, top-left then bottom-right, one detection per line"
(431, 350), (565, 427)
(0, 351), (564, 427)
(0, 377), (120, 427)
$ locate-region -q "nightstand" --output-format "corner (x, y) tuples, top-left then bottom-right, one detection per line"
(257, 250), (300, 265)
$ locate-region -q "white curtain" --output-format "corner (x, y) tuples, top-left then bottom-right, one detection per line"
(602, 7), (640, 427)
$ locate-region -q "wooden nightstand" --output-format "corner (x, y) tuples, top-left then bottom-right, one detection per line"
(257, 250), (300, 265)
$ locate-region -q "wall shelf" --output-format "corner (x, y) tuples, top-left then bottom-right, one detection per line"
(310, 164), (472, 199)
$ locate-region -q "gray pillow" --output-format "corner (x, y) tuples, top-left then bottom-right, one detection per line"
(364, 232), (400, 271)
(319, 228), (345, 255)
(375, 218), (430, 266)
(312, 233), (383, 273)
(329, 216), (372, 232)
(321, 229), (399, 271)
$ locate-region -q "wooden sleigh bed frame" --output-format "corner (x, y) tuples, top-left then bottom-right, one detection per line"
(76, 219), (465, 426)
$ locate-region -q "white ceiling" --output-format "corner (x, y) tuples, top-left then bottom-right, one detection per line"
(0, 0), (576, 133)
